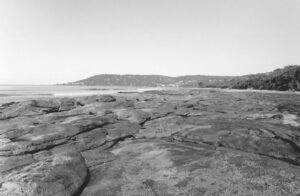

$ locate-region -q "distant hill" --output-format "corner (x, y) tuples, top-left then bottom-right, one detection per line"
(231, 65), (300, 91)
(66, 65), (300, 91)
(71, 74), (174, 87)
(67, 74), (236, 88)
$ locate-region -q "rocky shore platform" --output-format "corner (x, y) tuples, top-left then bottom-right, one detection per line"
(0, 89), (300, 196)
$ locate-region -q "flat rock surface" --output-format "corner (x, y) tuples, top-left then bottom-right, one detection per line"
(0, 89), (299, 196)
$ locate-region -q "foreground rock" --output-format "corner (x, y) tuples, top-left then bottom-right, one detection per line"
(83, 140), (300, 196)
(0, 151), (87, 196)
(0, 91), (299, 195)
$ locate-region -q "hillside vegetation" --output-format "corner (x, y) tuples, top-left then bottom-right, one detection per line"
(231, 65), (300, 91)
(67, 65), (300, 91)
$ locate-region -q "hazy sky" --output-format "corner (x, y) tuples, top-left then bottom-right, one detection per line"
(0, 0), (299, 84)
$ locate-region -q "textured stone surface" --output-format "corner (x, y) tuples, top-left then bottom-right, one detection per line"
(0, 90), (299, 196)
(0, 151), (87, 196)
(82, 140), (300, 196)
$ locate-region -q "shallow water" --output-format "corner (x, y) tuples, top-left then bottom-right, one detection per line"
(0, 85), (152, 104)
(1, 85), (298, 104)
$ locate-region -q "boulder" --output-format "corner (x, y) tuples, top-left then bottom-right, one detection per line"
(0, 151), (88, 196)
(59, 97), (78, 111)
(79, 95), (116, 105)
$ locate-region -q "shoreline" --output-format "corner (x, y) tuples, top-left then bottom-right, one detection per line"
(1, 86), (299, 105)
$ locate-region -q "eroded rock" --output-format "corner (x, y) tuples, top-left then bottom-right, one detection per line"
(0, 151), (88, 196)
(82, 140), (300, 196)
(0, 89), (299, 196)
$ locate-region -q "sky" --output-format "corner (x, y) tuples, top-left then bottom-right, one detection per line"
(0, 0), (299, 84)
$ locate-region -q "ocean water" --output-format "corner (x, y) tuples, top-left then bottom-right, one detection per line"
(1, 85), (296, 104)
(0, 85), (159, 104)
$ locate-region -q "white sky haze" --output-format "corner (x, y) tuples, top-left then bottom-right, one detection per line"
(0, 0), (299, 84)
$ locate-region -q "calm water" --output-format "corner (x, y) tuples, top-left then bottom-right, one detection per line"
(0, 85), (159, 104)
(1, 85), (297, 104)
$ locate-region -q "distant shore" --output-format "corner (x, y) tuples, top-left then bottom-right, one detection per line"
(0, 85), (165, 104)
(0, 85), (299, 105)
